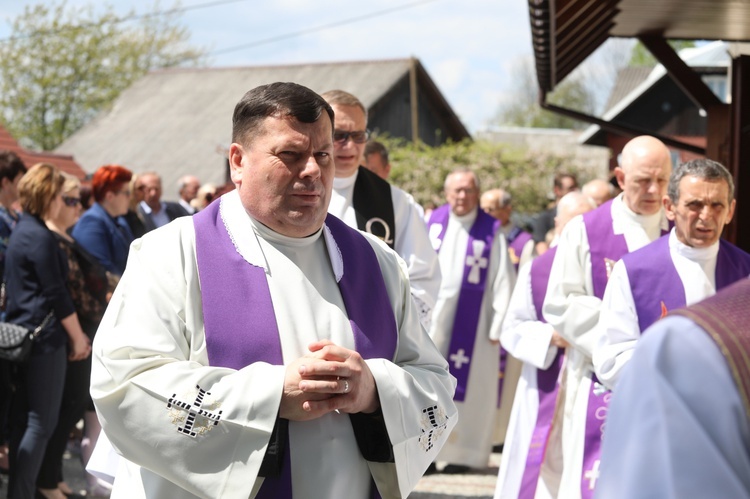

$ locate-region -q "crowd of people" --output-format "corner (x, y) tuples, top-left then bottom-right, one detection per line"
(0, 81), (748, 499)
(0, 157), (209, 498)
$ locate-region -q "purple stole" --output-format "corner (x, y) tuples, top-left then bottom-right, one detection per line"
(624, 236), (750, 333)
(518, 247), (565, 499)
(497, 227), (532, 406)
(193, 200), (397, 498)
(670, 278), (750, 419)
(507, 226), (533, 271)
(579, 200), (669, 499)
(427, 204), (500, 402)
(582, 200), (629, 299)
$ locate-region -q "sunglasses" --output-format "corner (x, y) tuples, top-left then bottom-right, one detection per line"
(62, 196), (81, 207)
(333, 130), (370, 144)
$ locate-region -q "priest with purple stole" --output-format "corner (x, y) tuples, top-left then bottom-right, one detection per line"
(542, 135), (673, 499)
(427, 169), (515, 472)
(480, 187), (534, 452)
(594, 158), (750, 390)
(90, 82), (458, 499)
(494, 192), (595, 499)
(596, 277), (750, 498)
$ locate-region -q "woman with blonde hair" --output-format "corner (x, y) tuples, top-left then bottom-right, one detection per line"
(36, 174), (115, 498)
(4, 163), (90, 498)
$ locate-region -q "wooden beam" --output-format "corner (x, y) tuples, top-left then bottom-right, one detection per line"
(639, 35), (723, 110)
(728, 55), (750, 251)
(409, 58), (419, 144)
(539, 98), (707, 155)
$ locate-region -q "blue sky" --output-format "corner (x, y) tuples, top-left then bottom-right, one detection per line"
(0, 0), (533, 133)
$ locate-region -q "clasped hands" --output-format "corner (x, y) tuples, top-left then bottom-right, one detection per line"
(280, 339), (380, 421)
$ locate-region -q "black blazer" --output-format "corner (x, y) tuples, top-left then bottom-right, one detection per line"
(138, 201), (190, 233)
(4, 214), (76, 354)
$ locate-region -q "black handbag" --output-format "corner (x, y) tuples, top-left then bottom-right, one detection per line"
(0, 281), (54, 363)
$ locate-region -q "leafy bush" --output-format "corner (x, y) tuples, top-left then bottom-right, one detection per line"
(383, 137), (597, 216)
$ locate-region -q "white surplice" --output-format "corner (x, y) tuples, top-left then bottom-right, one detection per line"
(494, 260), (560, 499)
(329, 170), (441, 327)
(593, 229), (719, 389)
(596, 315), (750, 499)
(542, 194), (668, 499)
(428, 208), (516, 468)
(90, 191), (457, 499)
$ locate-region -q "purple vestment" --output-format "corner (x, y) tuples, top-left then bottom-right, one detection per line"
(193, 199), (397, 498)
(579, 199), (668, 499)
(518, 247), (564, 499)
(427, 204), (500, 402)
(624, 235), (750, 332)
(508, 226), (533, 271)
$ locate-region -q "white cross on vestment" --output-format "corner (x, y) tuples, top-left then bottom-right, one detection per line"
(449, 348), (471, 369)
(584, 459), (601, 490)
(465, 239), (488, 284)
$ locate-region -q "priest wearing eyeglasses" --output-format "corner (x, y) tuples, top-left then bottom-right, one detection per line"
(321, 90), (441, 329)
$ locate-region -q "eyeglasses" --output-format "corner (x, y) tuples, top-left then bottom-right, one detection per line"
(62, 196), (81, 207)
(333, 130), (370, 144)
(116, 189), (131, 196)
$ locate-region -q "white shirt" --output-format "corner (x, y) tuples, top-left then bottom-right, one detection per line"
(329, 170), (441, 324)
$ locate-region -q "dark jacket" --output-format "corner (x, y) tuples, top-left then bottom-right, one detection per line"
(4, 214), (76, 354)
(72, 202), (134, 275)
(138, 201), (189, 233)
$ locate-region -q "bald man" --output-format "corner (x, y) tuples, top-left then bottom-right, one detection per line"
(581, 179), (615, 207)
(542, 136), (672, 499)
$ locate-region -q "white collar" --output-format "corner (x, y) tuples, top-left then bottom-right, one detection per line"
(668, 227), (719, 263)
(333, 170), (359, 190)
(611, 193), (668, 234)
(219, 191), (344, 282)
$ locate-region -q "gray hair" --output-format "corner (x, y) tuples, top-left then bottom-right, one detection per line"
(444, 167), (480, 192)
(498, 189), (512, 208)
(668, 159), (734, 203)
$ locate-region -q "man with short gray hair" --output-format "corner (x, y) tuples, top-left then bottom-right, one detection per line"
(594, 158), (750, 389)
(427, 168), (515, 473)
(177, 174), (201, 214)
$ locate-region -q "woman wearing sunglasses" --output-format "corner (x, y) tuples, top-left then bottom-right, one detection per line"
(33, 174), (116, 498)
(4, 163), (90, 499)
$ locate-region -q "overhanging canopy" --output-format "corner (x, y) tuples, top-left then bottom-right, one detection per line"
(530, 0), (750, 92)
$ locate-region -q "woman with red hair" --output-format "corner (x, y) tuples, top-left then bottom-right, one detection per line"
(71, 165), (134, 275)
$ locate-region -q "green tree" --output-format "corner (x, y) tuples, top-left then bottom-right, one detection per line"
(629, 40), (696, 67)
(495, 56), (597, 130)
(0, 1), (207, 150)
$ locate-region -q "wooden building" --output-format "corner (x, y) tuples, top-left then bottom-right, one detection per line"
(55, 58), (469, 197)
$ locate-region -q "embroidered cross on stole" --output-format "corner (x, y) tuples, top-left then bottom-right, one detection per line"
(194, 199), (397, 498)
(427, 204), (500, 402)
